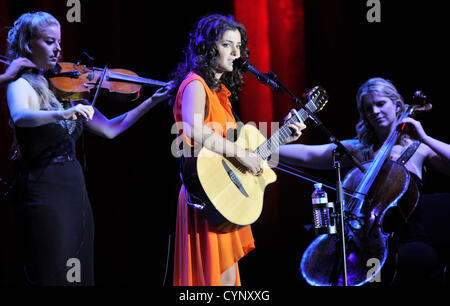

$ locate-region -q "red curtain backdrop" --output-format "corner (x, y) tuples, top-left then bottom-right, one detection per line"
(233, 0), (306, 227)
(233, 0), (306, 126)
(233, 1), (274, 127)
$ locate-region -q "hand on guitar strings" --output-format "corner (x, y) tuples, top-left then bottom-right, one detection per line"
(236, 150), (264, 175)
(284, 110), (307, 143)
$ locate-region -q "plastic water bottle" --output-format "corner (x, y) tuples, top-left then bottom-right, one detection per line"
(311, 183), (336, 235)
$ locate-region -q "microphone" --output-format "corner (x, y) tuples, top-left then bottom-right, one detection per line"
(82, 51), (95, 62)
(76, 51), (95, 66)
(233, 58), (284, 93)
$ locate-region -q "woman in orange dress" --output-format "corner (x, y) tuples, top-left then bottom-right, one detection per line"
(169, 14), (305, 286)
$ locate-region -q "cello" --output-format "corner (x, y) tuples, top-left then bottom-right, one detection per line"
(300, 92), (431, 286)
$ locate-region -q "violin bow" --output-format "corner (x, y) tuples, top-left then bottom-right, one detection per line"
(90, 64), (108, 107)
(0, 54), (46, 75)
(0, 54), (11, 65)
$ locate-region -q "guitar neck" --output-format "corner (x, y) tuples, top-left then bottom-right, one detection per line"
(255, 101), (314, 160)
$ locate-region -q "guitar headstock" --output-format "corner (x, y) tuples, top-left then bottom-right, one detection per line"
(304, 86), (329, 113)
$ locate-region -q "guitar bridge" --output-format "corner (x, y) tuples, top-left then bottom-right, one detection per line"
(222, 160), (249, 197)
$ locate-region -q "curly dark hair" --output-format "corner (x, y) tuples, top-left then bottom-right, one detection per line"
(168, 14), (249, 107)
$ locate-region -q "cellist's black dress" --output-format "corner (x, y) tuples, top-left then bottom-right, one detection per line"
(12, 119), (94, 286)
(390, 173), (444, 286)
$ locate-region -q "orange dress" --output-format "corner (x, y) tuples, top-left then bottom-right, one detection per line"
(173, 72), (255, 286)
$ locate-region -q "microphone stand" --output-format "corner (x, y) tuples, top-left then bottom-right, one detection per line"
(266, 71), (366, 286)
(332, 148), (348, 286)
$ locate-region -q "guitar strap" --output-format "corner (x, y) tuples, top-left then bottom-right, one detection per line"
(231, 106), (241, 123)
(229, 106), (244, 142)
(395, 141), (421, 165)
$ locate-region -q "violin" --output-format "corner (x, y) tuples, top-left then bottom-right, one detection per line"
(48, 62), (169, 104)
(301, 92), (432, 286)
(2, 54), (169, 104)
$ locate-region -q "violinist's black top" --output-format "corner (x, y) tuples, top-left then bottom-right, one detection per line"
(15, 120), (83, 167)
(13, 119), (94, 286)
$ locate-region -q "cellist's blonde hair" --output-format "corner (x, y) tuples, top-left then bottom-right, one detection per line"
(7, 11), (62, 111)
(355, 77), (407, 158)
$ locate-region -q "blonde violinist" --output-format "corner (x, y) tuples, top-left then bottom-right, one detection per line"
(6, 11), (169, 285)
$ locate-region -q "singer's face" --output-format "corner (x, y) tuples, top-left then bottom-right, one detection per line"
(29, 25), (61, 71)
(215, 29), (241, 77)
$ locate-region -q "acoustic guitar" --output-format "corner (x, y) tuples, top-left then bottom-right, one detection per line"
(182, 86), (328, 232)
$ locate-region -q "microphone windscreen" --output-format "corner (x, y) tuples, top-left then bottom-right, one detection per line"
(233, 57), (248, 71)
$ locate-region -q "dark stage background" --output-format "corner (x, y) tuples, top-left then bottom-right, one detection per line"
(0, 0), (449, 291)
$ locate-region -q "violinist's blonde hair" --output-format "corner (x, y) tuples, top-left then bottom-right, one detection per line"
(7, 11), (60, 59)
(7, 11), (62, 111)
